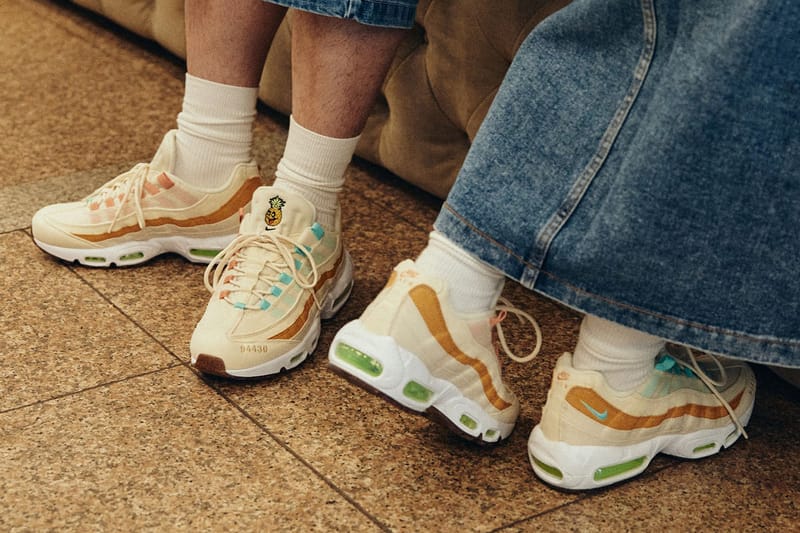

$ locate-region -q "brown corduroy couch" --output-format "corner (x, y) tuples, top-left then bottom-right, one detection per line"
(68, 0), (567, 198)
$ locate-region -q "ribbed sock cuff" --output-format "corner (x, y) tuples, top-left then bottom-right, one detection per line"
(573, 314), (665, 391)
(174, 73), (258, 188)
(272, 115), (360, 227)
(415, 231), (505, 314)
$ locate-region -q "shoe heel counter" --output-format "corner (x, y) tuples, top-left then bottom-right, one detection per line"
(358, 271), (407, 335)
(538, 362), (573, 440)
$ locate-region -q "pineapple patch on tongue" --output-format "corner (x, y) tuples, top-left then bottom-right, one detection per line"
(221, 186), (321, 309)
(240, 186), (319, 237)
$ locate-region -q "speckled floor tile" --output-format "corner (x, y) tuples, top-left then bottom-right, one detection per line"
(0, 231), (178, 410)
(0, 162), (137, 233)
(0, 0), (184, 188)
(0, 365), (382, 531)
(343, 158), (444, 233)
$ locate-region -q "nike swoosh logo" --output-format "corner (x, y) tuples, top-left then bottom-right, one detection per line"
(580, 400), (608, 420)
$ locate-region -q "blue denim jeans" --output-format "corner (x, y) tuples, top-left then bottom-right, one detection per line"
(265, 0), (417, 28)
(436, 0), (800, 367)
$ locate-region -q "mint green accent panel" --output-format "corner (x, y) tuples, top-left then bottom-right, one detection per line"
(260, 300), (271, 310)
(335, 343), (383, 377)
(594, 456), (646, 481)
(234, 302), (246, 309)
(654, 355), (677, 372)
(119, 252), (144, 261)
(531, 456), (563, 480)
(402, 381), (433, 403)
(190, 248), (221, 258)
(279, 273), (293, 284)
(294, 259), (303, 270)
(271, 286), (283, 296)
(311, 222), (325, 240)
(459, 414), (478, 430)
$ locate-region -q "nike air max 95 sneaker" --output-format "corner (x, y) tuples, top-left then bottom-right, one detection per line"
(528, 351), (756, 490)
(329, 260), (540, 444)
(32, 130), (261, 267)
(190, 186), (353, 378)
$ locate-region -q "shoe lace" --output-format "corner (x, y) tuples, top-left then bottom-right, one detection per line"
(491, 297), (543, 363)
(203, 232), (321, 311)
(87, 163), (151, 233)
(663, 347), (749, 440)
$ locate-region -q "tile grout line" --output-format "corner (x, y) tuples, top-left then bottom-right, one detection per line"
(487, 463), (682, 532)
(0, 362), (183, 416)
(196, 373), (394, 532)
(63, 259), (192, 368)
(56, 249), (392, 531)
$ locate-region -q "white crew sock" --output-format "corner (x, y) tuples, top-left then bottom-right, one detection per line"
(415, 231), (505, 314)
(174, 73), (258, 188)
(572, 314), (666, 391)
(272, 116), (360, 229)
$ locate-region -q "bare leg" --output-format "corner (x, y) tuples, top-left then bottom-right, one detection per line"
(186, 0), (286, 87)
(176, 0), (287, 186)
(290, 11), (407, 137)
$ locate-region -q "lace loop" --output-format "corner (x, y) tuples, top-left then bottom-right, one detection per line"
(87, 163), (151, 232)
(675, 347), (748, 440)
(204, 231), (322, 311)
(493, 297), (543, 364)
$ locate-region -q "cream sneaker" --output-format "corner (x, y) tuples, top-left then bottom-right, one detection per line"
(529, 351), (756, 490)
(32, 130), (262, 267)
(329, 260), (541, 444)
(190, 186), (353, 378)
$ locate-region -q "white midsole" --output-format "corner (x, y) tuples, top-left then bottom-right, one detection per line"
(528, 399), (754, 490)
(34, 234), (236, 266)
(329, 319), (515, 442)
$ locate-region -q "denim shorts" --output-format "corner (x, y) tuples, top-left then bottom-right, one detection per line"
(264, 0), (418, 28)
(435, 0), (800, 367)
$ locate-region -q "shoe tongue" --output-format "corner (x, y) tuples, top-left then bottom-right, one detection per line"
(148, 130), (177, 173)
(241, 186), (317, 236)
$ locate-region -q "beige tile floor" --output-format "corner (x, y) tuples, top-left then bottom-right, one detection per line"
(2, 0), (799, 530)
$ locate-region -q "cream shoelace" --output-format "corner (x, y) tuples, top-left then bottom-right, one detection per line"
(87, 163), (151, 233)
(674, 347), (749, 439)
(204, 232), (322, 312)
(492, 297), (543, 363)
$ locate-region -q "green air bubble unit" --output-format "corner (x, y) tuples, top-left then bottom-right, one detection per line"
(334, 344), (383, 377)
(402, 381), (433, 403)
(119, 252), (144, 261)
(693, 442), (717, 454)
(531, 456), (563, 480)
(190, 248), (222, 258)
(459, 414), (478, 430)
(84, 256), (106, 263)
(594, 456), (646, 482)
